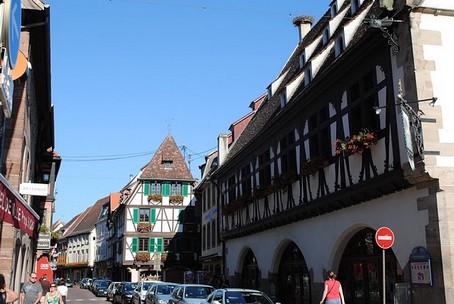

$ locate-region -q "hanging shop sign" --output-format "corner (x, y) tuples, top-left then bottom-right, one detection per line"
(19, 182), (49, 196)
(0, 50), (14, 118)
(0, 174), (39, 237)
(2, 0), (22, 68)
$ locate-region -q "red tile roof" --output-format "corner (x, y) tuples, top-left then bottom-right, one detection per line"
(140, 135), (194, 181)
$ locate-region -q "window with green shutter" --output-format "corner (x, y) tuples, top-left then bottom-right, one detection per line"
(162, 183), (171, 196)
(182, 184), (189, 196)
(149, 238), (155, 252)
(157, 238), (163, 252)
(150, 209), (156, 224)
(132, 237), (138, 252)
(177, 209), (184, 223)
(144, 181), (150, 195)
(133, 208), (139, 223)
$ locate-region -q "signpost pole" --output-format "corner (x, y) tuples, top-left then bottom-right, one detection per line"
(375, 227), (395, 304)
(382, 249), (386, 304)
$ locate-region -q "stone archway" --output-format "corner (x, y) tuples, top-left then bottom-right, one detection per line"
(339, 228), (403, 304)
(277, 242), (311, 304)
(241, 249), (260, 290)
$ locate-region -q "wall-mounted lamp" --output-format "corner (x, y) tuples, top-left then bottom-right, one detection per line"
(373, 96), (437, 115)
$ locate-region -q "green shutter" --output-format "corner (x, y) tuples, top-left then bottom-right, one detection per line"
(133, 208), (139, 223)
(163, 183), (170, 196)
(132, 237), (138, 252)
(150, 209), (156, 224)
(178, 209), (184, 223)
(144, 181), (150, 195)
(157, 238), (163, 253)
(149, 238), (155, 252)
(182, 184), (189, 196)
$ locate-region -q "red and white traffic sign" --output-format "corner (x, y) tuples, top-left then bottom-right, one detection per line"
(375, 227), (395, 249)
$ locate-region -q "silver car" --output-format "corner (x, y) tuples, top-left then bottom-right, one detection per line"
(202, 288), (275, 304)
(145, 282), (178, 304)
(168, 284), (214, 304)
(107, 282), (122, 302)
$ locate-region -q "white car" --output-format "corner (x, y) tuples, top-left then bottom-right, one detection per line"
(132, 281), (161, 304)
(202, 288), (275, 304)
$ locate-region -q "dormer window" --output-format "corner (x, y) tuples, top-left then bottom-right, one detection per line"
(330, 2), (338, 17)
(335, 33), (345, 57)
(280, 91), (287, 108)
(299, 50), (306, 68)
(304, 67), (312, 86)
(267, 86), (272, 99)
(351, 0), (363, 15)
(322, 26), (330, 45)
(162, 160), (173, 168)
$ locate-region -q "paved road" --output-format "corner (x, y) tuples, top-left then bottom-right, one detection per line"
(67, 286), (108, 303)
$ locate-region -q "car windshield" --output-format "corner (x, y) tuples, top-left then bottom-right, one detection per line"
(185, 287), (213, 299)
(225, 292), (273, 304)
(157, 285), (176, 295)
(100, 281), (110, 287)
(143, 283), (153, 291)
(125, 283), (138, 291)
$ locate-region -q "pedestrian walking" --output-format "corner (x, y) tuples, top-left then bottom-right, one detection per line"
(56, 282), (67, 304)
(0, 274), (19, 304)
(43, 283), (62, 304)
(20, 273), (43, 304)
(320, 270), (345, 304)
(39, 275), (50, 304)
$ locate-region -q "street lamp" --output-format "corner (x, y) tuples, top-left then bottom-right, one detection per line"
(373, 92), (437, 170)
(373, 96), (437, 114)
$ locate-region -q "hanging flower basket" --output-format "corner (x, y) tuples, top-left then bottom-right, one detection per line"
(148, 194), (162, 202)
(335, 129), (378, 156)
(135, 252), (150, 262)
(170, 195), (184, 204)
(137, 222), (153, 233)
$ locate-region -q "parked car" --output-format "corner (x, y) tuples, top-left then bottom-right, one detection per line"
(84, 278), (93, 290)
(145, 282), (178, 304)
(79, 278), (91, 289)
(91, 278), (105, 293)
(94, 279), (112, 297)
(168, 284), (214, 304)
(202, 288), (274, 304)
(65, 278), (73, 288)
(114, 282), (139, 304)
(132, 281), (160, 304)
(107, 282), (122, 302)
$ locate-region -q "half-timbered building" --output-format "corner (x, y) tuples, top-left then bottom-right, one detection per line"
(207, 0), (454, 303)
(115, 135), (197, 282)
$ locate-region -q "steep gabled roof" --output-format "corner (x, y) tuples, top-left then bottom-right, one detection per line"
(66, 196), (109, 237)
(140, 135), (194, 181)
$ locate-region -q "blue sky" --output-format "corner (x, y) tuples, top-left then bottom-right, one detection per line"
(47, 0), (327, 222)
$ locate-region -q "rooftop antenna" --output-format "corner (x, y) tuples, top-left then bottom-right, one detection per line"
(166, 118), (174, 134)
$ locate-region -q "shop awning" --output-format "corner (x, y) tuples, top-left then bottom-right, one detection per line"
(0, 174), (39, 236)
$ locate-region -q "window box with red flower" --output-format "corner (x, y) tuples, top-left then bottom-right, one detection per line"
(148, 194), (162, 202)
(169, 194), (184, 204)
(301, 157), (329, 176)
(335, 129), (378, 156)
(135, 251), (150, 262)
(137, 222), (153, 232)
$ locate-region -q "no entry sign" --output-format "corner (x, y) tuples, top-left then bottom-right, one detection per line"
(375, 227), (395, 249)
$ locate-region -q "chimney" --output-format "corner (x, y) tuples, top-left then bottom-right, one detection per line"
(218, 134), (230, 166)
(292, 15), (314, 43)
